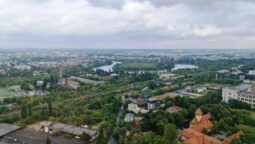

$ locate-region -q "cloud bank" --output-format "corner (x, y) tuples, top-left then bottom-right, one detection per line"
(0, 0), (255, 49)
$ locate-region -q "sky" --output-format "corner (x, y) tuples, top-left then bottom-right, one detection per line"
(0, 0), (255, 49)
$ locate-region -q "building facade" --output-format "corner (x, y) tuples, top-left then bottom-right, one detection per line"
(222, 84), (255, 109)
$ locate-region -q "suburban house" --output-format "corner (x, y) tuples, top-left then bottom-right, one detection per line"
(128, 103), (149, 114)
(146, 98), (162, 111)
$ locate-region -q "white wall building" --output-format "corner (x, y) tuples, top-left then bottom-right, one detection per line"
(222, 84), (255, 109)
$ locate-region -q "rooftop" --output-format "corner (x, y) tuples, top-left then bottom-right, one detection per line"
(0, 123), (21, 137)
(50, 123), (97, 137)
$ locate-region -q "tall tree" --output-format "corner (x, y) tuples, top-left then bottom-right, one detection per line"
(163, 124), (177, 144)
(48, 100), (52, 116)
(21, 104), (27, 119)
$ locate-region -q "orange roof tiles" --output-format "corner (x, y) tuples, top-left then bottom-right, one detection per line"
(181, 108), (241, 144)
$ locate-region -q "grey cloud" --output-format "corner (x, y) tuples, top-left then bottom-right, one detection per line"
(0, 0), (255, 49)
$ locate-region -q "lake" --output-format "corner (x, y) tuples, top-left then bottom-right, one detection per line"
(171, 64), (198, 71)
(93, 61), (122, 72)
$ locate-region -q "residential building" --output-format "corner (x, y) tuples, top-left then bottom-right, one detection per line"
(146, 98), (161, 111)
(128, 103), (140, 114)
(127, 103), (149, 114)
(222, 84), (255, 109)
(166, 105), (182, 113)
(124, 113), (134, 122)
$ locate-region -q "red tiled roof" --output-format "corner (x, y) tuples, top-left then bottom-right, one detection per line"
(190, 113), (213, 132)
(181, 108), (241, 144)
(168, 105), (182, 111)
(135, 98), (147, 105)
(181, 128), (222, 144)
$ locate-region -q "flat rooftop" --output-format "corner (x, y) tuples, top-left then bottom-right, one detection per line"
(0, 123), (20, 137)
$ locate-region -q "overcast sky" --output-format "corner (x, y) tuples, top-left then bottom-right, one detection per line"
(0, 0), (255, 49)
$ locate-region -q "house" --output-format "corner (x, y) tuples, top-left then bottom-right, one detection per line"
(124, 113), (134, 122)
(36, 80), (44, 87)
(180, 108), (241, 144)
(128, 103), (140, 114)
(146, 98), (161, 111)
(196, 87), (207, 94)
(127, 103), (149, 114)
(135, 98), (147, 106)
(166, 105), (182, 113)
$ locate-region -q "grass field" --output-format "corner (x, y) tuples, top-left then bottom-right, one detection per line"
(0, 85), (20, 100)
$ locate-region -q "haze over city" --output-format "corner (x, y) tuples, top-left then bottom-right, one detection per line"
(0, 0), (255, 49)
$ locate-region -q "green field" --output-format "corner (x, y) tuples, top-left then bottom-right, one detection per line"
(0, 85), (20, 100)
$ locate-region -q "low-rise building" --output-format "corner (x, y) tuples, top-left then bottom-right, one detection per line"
(47, 122), (97, 140)
(124, 113), (134, 122)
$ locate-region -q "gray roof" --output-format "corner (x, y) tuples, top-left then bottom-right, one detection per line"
(227, 84), (252, 91)
(217, 70), (230, 73)
(50, 123), (97, 137)
(0, 123), (20, 137)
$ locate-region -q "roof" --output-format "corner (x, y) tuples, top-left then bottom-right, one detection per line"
(0, 123), (21, 137)
(226, 84), (252, 91)
(135, 98), (147, 105)
(50, 123), (97, 137)
(217, 70), (230, 73)
(195, 108), (203, 115)
(168, 105), (182, 111)
(191, 113), (213, 132)
(181, 128), (222, 144)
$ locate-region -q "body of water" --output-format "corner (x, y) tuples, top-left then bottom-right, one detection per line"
(171, 64), (198, 71)
(93, 61), (122, 72)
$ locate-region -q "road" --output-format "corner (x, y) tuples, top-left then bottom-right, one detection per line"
(107, 103), (124, 144)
